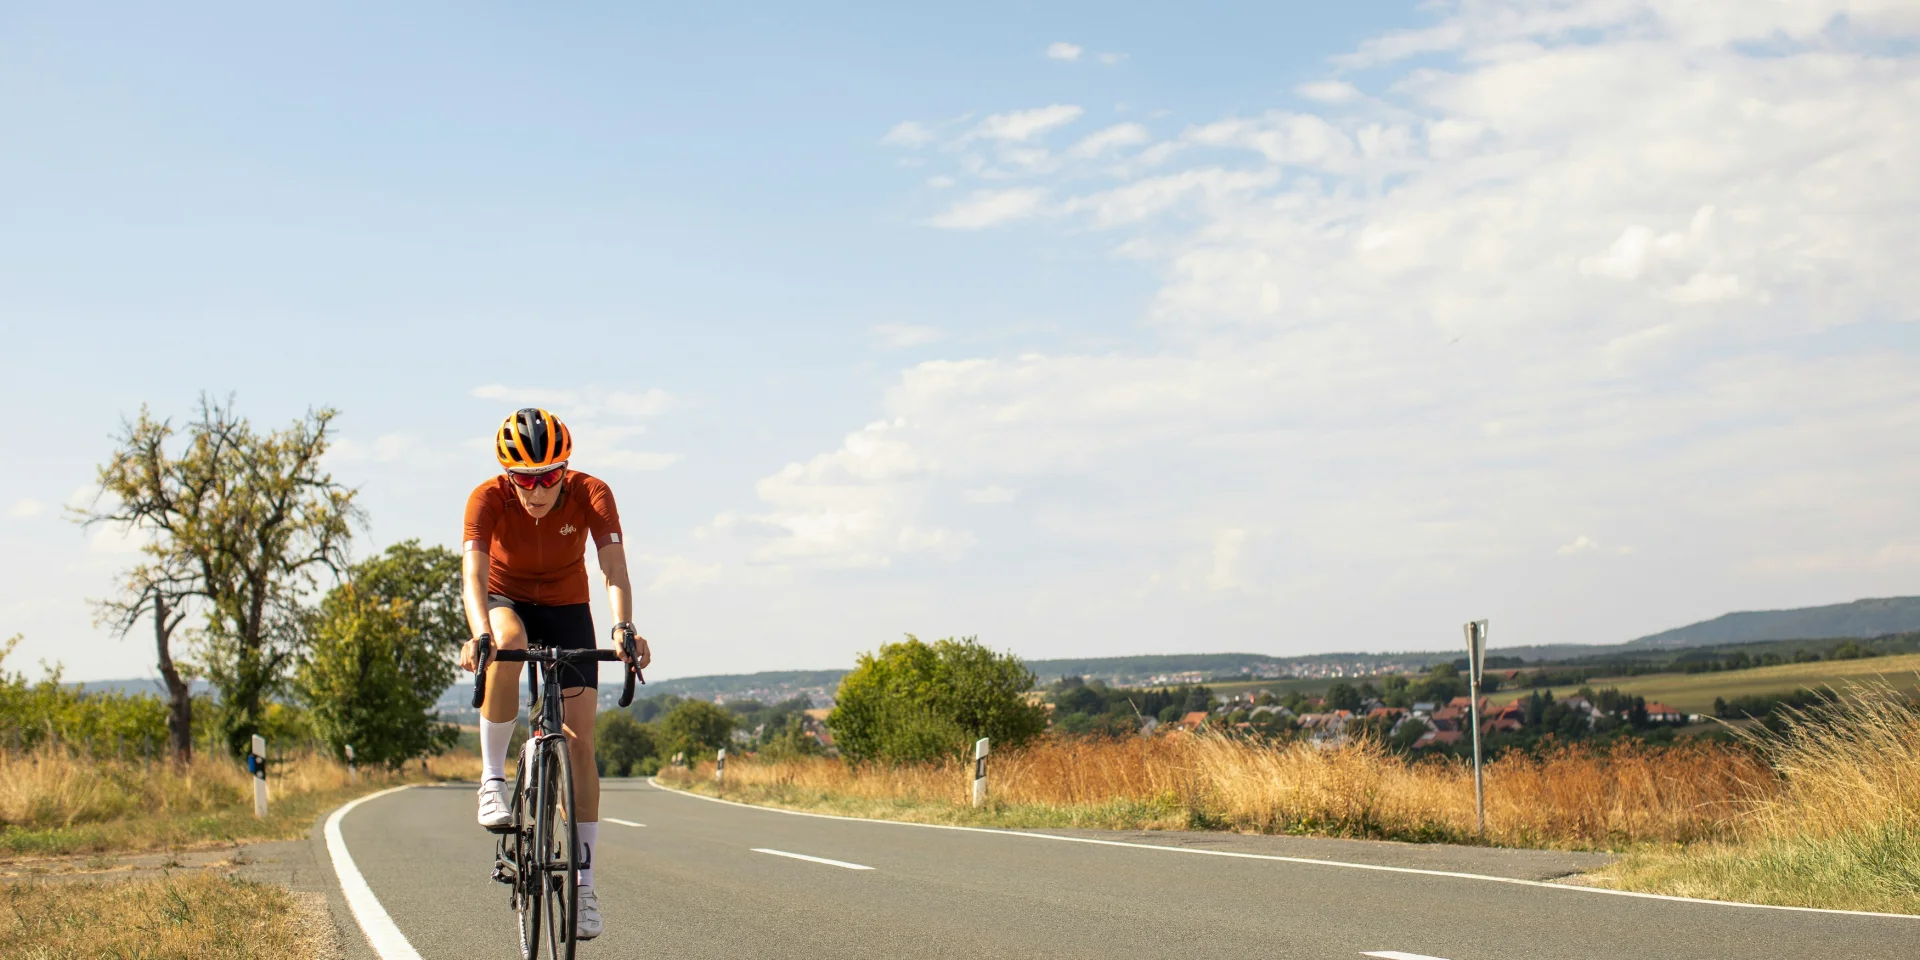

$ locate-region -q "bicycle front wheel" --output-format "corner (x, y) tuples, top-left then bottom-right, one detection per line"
(512, 758), (541, 960)
(537, 736), (579, 960)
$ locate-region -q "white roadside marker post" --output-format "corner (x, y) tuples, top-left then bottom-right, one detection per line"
(250, 734), (269, 819)
(716, 748), (727, 783)
(345, 744), (357, 784)
(972, 737), (989, 808)
(1463, 619), (1488, 834)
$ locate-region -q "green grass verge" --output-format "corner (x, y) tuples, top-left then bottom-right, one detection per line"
(0, 784), (369, 860)
(1, 871), (326, 959)
(1591, 823), (1920, 915)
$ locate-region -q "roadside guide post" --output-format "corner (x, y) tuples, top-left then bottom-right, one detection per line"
(249, 734), (269, 819)
(716, 748), (726, 783)
(972, 738), (990, 808)
(345, 744), (357, 783)
(1463, 619), (1488, 834)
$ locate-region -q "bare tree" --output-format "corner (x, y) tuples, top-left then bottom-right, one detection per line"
(83, 397), (361, 758)
(93, 554), (196, 761)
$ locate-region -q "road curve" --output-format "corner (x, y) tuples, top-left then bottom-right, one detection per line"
(333, 780), (1915, 960)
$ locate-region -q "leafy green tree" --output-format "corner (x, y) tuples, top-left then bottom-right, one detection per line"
(660, 700), (735, 762)
(1325, 682), (1362, 713)
(84, 399), (360, 757)
(294, 574), (458, 769)
(759, 714), (827, 760)
(595, 712), (659, 776)
(828, 635), (1047, 764)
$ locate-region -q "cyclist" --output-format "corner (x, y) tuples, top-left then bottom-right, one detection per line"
(457, 407), (651, 941)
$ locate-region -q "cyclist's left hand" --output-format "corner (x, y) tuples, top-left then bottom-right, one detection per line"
(621, 634), (652, 671)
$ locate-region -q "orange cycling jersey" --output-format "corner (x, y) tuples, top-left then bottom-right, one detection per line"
(463, 472), (622, 606)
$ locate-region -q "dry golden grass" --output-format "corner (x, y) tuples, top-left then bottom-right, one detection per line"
(1597, 679), (1920, 912)
(0, 746), (479, 859)
(663, 733), (1771, 849)
(0, 871), (325, 959)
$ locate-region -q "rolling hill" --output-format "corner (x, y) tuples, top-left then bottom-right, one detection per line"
(1623, 596), (1920, 649)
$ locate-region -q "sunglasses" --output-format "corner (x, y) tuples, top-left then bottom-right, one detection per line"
(506, 466), (567, 490)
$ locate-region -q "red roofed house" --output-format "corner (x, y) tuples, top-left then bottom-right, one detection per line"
(1646, 703), (1684, 724)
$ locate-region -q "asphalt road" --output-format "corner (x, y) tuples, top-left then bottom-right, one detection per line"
(332, 780), (1918, 960)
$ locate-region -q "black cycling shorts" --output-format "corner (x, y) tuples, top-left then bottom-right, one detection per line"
(490, 595), (598, 691)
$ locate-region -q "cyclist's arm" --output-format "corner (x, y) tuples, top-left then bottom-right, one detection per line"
(458, 548), (492, 672)
(597, 543), (651, 669)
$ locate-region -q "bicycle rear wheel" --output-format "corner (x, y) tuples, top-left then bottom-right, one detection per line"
(512, 760), (541, 960)
(537, 736), (579, 960)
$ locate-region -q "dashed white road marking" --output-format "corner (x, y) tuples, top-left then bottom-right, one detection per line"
(325, 786), (424, 960)
(1363, 952), (1453, 960)
(605, 817), (645, 827)
(649, 777), (1920, 920)
(752, 848), (875, 871)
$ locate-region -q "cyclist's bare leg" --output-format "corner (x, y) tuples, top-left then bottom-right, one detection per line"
(561, 690), (600, 821)
(481, 606), (529, 724)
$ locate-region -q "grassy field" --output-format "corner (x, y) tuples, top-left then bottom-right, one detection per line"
(1526, 653), (1920, 714)
(0, 871), (330, 959)
(1193, 653), (1920, 716)
(0, 746), (479, 859)
(659, 734), (1767, 849)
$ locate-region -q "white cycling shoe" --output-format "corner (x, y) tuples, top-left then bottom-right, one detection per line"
(576, 884), (602, 940)
(477, 778), (512, 830)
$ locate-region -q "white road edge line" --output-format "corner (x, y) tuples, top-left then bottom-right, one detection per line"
(752, 847), (874, 870)
(324, 785), (425, 960)
(648, 778), (1917, 921)
(606, 817), (646, 827)
(1363, 952), (1453, 960)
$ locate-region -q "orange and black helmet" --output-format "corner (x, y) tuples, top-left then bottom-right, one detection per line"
(496, 408), (572, 471)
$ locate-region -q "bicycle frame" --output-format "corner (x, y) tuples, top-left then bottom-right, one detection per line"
(471, 633), (640, 959)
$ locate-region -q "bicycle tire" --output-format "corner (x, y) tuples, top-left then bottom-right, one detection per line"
(513, 757), (541, 960)
(539, 736), (579, 960)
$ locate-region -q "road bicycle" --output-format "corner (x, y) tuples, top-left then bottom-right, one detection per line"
(471, 632), (640, 960)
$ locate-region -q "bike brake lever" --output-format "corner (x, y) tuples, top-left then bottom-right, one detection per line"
(469, 635), (494, 709)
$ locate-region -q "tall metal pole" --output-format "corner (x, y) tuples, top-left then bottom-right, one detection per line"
(1464, 620), (1487, 834)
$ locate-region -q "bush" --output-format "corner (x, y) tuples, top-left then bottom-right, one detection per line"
(293, 577), (458, 770)
(595, 712), (658, 777)
(0, 636), (169, 757)
(827, 635), (1047, 765)
(659, 700), (735, 762)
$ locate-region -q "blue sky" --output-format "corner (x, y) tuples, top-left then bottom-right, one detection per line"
(5, 1), (1920, 683)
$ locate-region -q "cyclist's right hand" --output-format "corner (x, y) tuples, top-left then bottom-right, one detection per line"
(459, 635), (489, 673)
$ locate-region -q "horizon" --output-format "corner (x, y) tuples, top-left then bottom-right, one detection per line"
(6, 3), (1919, 683)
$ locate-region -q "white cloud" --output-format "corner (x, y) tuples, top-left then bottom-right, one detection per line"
(8, 499), (44, 519)
(969, 105), (1084, 142)
(883, 121), (936, 147)
(872, 323), (946, 349)
(962, 486), (1018, 504)
(1297, 80), (1361, 103)
(765, 0), (1920, 640)
(1068, 123), (1151, 159)
(711, 420), (975, 568)
(636, 554), (722, 592)
(926, 175), (955, 189)
(929, 188), (1048, 229)
(1098, 52), (1127, 66)
(1557, 535), (1600, 555)
(1046, 42), (1083, 62)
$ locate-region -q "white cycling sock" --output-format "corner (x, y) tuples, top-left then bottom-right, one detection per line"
(480, 717), (515, 783)
(576, 822), (597, 887)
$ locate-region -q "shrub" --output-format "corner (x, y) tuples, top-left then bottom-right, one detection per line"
(595, 712), (658, 777)
(828, 635), (1047, 764)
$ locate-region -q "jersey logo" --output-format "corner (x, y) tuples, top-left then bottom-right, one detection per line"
(558, 524), (578, 537)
